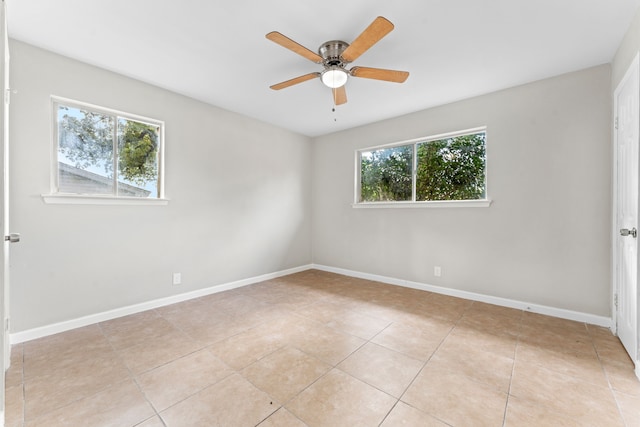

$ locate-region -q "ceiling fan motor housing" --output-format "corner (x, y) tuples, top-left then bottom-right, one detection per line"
(319, 40), (350, 67)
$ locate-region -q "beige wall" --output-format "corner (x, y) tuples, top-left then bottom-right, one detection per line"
(312, 65), (612, 316)
(9, 41), (312, 332)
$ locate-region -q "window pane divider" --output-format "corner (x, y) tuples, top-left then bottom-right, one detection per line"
(113, 116), (119, 197)
(412, 143), (417, 202)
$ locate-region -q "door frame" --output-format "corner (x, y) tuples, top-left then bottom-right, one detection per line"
(612, 51), (640, 379)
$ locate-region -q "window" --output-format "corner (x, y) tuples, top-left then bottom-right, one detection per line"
(50, 97), (164, 201)
(357, 128), (488, 206)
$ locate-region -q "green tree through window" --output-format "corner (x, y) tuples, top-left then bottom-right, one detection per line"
(416, 133), (486, 201)
(117, 118), (159, 186)
(359, 131), (486, 203)
(360, 145), (413, 201)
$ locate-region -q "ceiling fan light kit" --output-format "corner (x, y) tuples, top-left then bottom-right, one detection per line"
(321, 67), (348, 88)
(266, 16), (409, 106)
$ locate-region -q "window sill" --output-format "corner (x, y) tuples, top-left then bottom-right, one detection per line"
(352, 199), (492, 209)
(42, 194), (169, 206)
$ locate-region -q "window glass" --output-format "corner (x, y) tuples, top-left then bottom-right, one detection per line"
(416, 132), (486, 201)
(360, 145), (413, 202)
(117, 117), (160, 197)
(58, 105), (115, 195)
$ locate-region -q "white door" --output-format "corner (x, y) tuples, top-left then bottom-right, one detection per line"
(614, 53), (640, 365)
(0, 0), (8, 422)
(0, 0), (9, 423)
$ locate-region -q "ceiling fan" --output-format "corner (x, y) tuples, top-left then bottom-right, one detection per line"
(266, 16), (409, 106)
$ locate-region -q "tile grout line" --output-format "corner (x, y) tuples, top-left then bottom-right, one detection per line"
(97, 320), (168, 426)
(501, 308), (524, 427)
(20, 343), (25, 427)
(248, 284), (402, 424)
(270, 309), (375, 418)
(148, 305), (280, 423)
(202, 290), (360, 423)
(21, 325), (135, 424)
(513, 318), (626, 425)
(387, 303), (470, 425)
(589, 324), (630, 427)
(331, 319), (403, 426)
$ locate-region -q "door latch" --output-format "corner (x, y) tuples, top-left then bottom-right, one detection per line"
(620, 228), (637, 238)
(4, 233), (19, 243)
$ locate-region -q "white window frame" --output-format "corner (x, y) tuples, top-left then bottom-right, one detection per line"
(354, 127), (491, 208)
(43, 96), (168, 205)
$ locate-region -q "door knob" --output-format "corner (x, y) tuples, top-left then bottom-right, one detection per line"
(3, 233), (19, 243)
(620, 228), (637, 238)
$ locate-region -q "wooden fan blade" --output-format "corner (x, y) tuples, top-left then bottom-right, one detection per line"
(266, 31), (323, 63)
(350, 66), (409, 83)
(270, 73), (319, 90)
(341, 16), (394, 63)
(333, 86), (347, 105)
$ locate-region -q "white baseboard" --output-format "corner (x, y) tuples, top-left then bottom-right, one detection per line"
(312, 264), (613, 328)
(12, 262), (614, 344)
(10, 264), (313, 344)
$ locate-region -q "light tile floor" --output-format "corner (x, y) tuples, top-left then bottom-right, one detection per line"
(5, 270), (640, 426)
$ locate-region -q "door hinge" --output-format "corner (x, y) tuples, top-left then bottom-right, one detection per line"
(615, 117), (618, 130)
(614, 294), (618, 309)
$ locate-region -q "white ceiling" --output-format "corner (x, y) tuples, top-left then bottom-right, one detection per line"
(6, 0), (640, 137)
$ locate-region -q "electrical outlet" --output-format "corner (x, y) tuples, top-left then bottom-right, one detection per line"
(172, 273), (182, 285)
(434, 266), (442, 277)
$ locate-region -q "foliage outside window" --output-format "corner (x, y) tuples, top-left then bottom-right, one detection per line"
(53, 98), (163, 198)
(358, 129), (486, 204)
